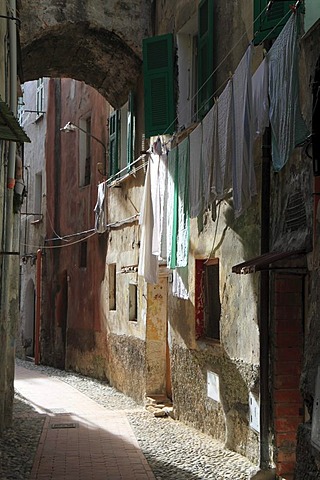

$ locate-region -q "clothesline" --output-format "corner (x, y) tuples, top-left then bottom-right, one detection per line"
(137, 12), (308, 291)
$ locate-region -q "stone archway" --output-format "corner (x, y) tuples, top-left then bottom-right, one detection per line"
(18, 0), (152, 107)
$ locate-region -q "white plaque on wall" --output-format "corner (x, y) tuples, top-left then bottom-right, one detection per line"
(207, 371), (220, 402)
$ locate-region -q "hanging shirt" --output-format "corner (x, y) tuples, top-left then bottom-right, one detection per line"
(267, 14), (309, 171)
(94, 182), (107, 233)
(231, 44), (257, 217)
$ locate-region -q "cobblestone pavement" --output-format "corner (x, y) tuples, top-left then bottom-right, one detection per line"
(0, 359), (258, 480)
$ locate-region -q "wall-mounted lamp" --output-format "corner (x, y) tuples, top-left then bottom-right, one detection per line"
(60, 121), (107, 176)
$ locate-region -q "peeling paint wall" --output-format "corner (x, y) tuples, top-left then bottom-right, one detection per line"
(146, 276), (168, 396)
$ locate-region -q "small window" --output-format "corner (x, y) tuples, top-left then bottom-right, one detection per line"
(109, 263), (117, 310)
(109, 109), (119, 177)
(36, 78), (44, 118)
(108, 92), (135, 180)
(79, 241), (87, 269)
(79, 116), (91, 187)
(253, 0), (292, 45)
(177, 16), (198, 128)
(129, 283), (138, 321)
(17, 95), (24, 126)
(34, 172), (42, 221)
(195, 258), (221, 341)
(198, 0), (214, 119)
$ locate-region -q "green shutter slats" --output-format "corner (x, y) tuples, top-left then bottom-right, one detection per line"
(143, 33), (175, 137)
(109, 110), (119, 177)
(254, 0), (293, 45)
(198, 0), (214, 119)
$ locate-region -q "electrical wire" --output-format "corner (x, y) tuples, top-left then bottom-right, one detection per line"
(21, 231), (97, 251)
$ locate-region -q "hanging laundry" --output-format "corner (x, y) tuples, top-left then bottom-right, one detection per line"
(212, 79), (233, 200)
(150, 152), (168, 261)
(175, 137), (190, 268)
(149, 152), (161, 255)
(252, 57), (269, 139)
(138, 161), (159, 284)
(201, 107), (215, 211)
(231, 44), (257, 217)
(267, 14), (309, 172)
(158, 153), (168, 261)
(189, 123), (203, 218)
(94, 182), (107, 233)
(167, 147), (177, 268)
(172, 266), (189, 300)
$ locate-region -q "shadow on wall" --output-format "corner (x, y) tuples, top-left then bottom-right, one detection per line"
(171, 343), (260, 462)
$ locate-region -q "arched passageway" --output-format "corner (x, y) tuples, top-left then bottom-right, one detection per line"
(19, 0), (152, 107)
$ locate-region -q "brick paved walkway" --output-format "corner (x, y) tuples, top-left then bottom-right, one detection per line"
(14, 365), (156, 480)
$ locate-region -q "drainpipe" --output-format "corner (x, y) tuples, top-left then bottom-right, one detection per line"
(34, 249), (42, 365)
(259, 126), (271, 470)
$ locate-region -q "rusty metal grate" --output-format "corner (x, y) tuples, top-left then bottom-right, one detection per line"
(50, 423), (78, 429)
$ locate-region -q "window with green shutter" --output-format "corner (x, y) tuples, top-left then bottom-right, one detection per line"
(253, 0), (293, 45)
(143, 33), (175, 138)
(198, 0), (214, 119)
(109, 110), (119, 177)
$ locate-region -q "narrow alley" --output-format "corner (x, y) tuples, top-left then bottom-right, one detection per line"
(0, 359), (257, 480)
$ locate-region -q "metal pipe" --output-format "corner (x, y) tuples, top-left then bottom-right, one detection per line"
(34, 249), (42, 365)
(259, 126), (271, 470)
(7, 0), (17, 189)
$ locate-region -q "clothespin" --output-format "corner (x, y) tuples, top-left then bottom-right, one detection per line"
(290, 0), (302, 13)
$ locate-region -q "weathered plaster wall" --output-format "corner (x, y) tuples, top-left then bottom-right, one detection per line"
(154, 0), (261, 462)
(42, 78), (109, 374)
(146, 277), (168, 396)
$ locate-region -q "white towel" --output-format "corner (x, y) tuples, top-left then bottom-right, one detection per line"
(138, 161), (158, 284)
(189, 123), (203, 218)
(231, 44), (256, 217)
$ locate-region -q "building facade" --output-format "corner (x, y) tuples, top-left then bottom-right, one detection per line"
(12, 1), (320, 479)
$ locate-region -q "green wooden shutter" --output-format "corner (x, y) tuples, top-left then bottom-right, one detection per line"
(109, 110), (119, 177)
(198, 0), (214, 119)
(253, 0), (293, 45)
(143, 33), (175, 138)
(127, 91), (135, 170)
